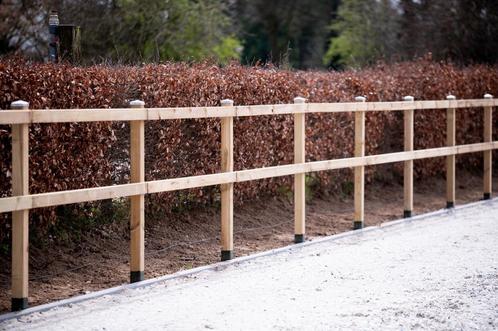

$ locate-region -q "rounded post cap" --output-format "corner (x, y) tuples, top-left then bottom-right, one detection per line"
(129, 100), (145, 107)
(354, 96), (366, 102)
(293, 96), (306, 104)
(446, 95), (456, 100)
(403, 96), (414, 102)
(10, 100), (29, 109)
(484, 93), (493, 99)
(220, 99), (234, 106)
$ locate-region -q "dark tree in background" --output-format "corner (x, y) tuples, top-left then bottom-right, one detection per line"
(1, 0), (497, 68)
(233, 0), (340, 69)
(328, 0), (498, 67)
(398, 0), (498, 64)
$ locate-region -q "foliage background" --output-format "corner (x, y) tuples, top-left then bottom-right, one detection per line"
(2, 1), (497, 68)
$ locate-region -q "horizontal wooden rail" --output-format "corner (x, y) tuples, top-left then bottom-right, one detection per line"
(1, 99), (498, 124)
(1, 141), (496, 214)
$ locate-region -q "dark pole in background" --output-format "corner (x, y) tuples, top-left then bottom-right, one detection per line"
(48, 11), (59, 63)
(48, 11), (81, 63)
(59, 24), (81, 63)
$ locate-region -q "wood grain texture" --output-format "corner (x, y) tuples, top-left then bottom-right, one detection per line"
(446, 106), (456, 204)
(220, 100), (234, 252)
(294, 97), (306, 237)
(483, 105), (493, 196)
(2, 99), (498, 124)
(11, 101), (30, 305)
(404, 108), (414, 212)
(129, 101), (145, 277)
(354, 110), (365, 224)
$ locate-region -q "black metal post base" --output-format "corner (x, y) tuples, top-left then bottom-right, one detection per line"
(11, 297), (28, 311)
(446, 201), (455, 209)
(130, 271), (144, 283)
(294, 234), (305, 243)
(403, 210), (412, 218)
(353, 221), (363, 230)
(483, 193), (491, 200)
(221, 250), (233, 261)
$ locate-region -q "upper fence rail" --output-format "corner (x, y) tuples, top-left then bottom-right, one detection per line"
(2, 98), (498, 124)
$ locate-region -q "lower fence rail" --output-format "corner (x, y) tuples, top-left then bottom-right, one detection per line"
(1, 141), (495, 215)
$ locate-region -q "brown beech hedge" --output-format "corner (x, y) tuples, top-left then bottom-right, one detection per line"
(1, 57), (497, 241)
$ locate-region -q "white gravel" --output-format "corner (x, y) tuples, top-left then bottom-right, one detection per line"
(2, 200), (498, 331)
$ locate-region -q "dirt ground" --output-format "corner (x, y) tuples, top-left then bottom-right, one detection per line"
(0, 171), (496, 314)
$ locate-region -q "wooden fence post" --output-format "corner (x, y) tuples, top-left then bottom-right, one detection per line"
(129, 100), (145, 283)
(354, 96), (366, 229)
(483, 93), (493, 200)
(446, 95), (456, 208)
(403, 96), (414, 218)
(294, 96), (306, 243)
(220, 99), (234, 260)
(10, 100), (29, 311)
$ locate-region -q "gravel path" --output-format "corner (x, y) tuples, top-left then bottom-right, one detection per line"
(2, 200), (498, 330)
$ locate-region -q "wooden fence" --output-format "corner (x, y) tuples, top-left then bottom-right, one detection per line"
(1, 95), (496, 311)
